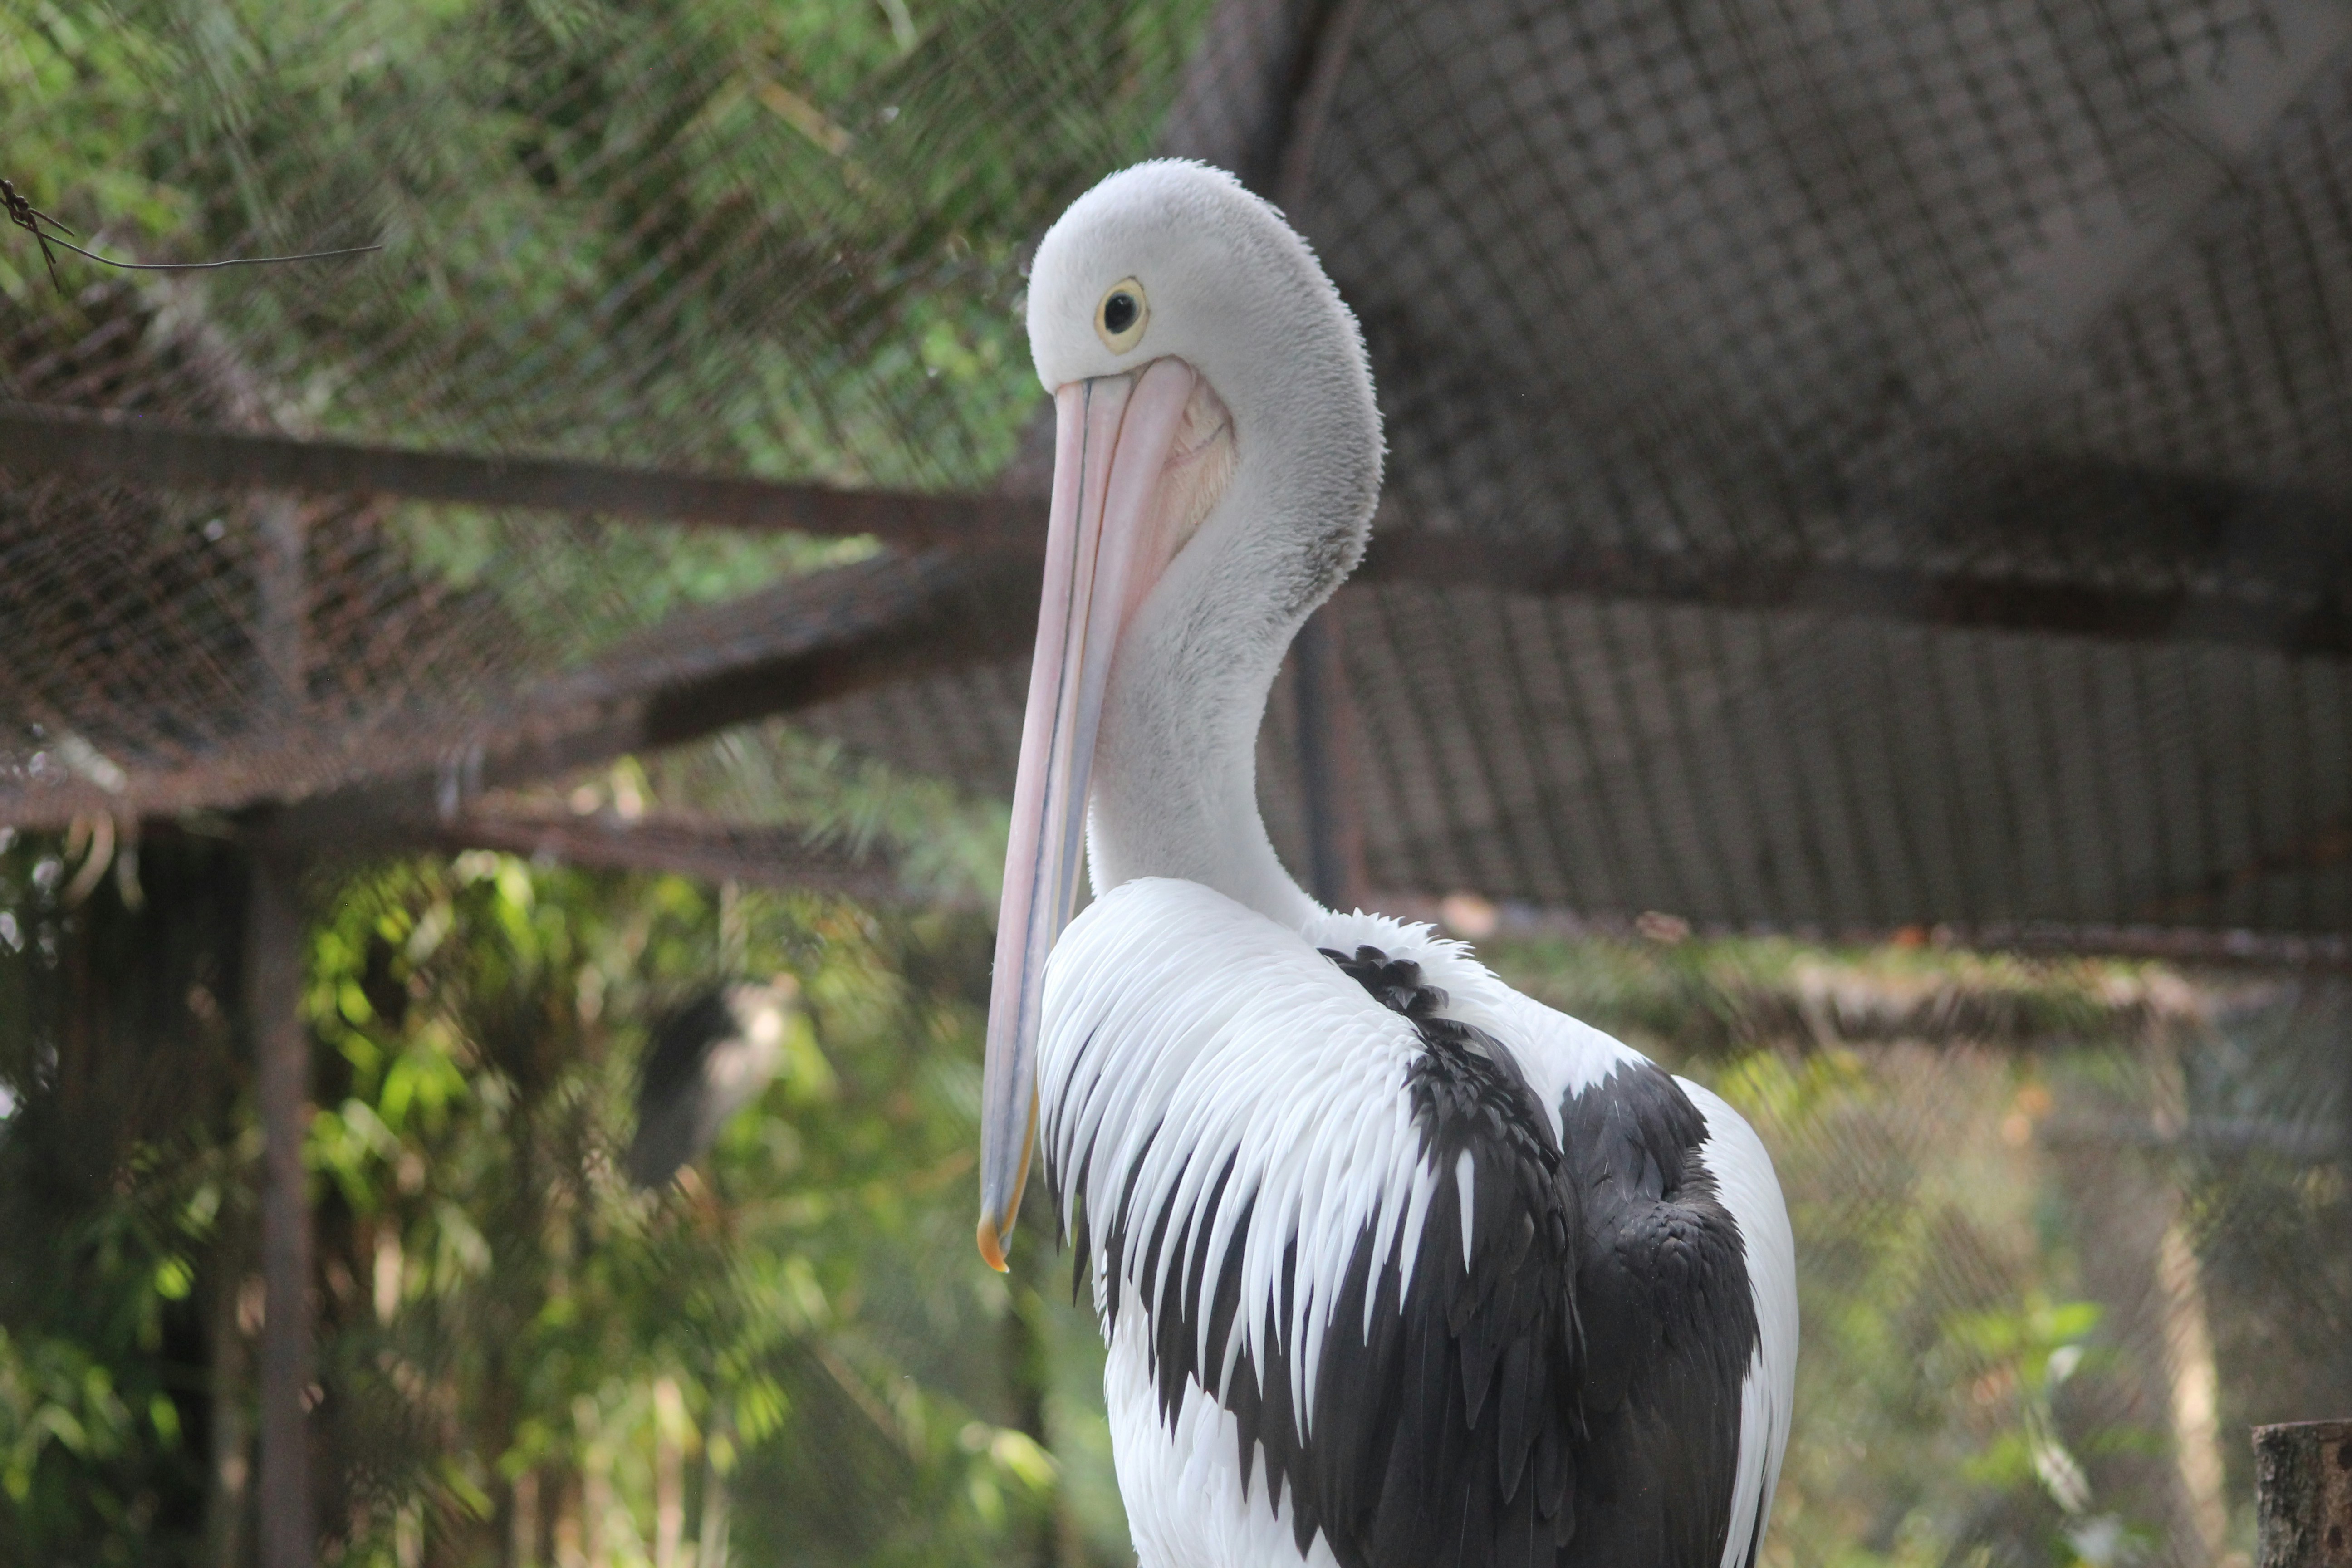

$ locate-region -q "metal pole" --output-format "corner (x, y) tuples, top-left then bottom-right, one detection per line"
(1293, 607), (1367, 912)
(1267, 0), (1377, 920)
(247, 838), (314, 1568)
(2253, 1419), (2352, 1568)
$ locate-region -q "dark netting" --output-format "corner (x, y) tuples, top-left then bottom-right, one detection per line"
(799, 0), (2352, 938)
(1279, 0), (2352, 928)
(8, 0), (2352, 936)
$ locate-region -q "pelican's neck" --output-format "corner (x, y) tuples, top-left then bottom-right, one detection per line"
(1083, 458), (1332, 931)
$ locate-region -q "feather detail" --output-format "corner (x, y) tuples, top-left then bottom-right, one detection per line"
(1042, 877), (1793, 1568)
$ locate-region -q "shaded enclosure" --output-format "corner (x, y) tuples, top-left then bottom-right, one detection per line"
(4, 0), (2351, 1563)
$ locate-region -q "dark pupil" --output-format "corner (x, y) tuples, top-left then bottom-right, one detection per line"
(1104, 292), (1137, 334)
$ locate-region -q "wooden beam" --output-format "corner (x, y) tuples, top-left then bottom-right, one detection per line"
(0, 400), (1034, 552)
(2253, 1419), (2352, 1568)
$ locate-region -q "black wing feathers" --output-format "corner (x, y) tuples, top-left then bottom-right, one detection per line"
(1065, 943), (1760, 1568)
(1297, 946), (1584, 1568)
(1558, 1062), (1759, 1568)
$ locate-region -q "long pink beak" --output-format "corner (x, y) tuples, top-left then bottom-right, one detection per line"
(978, 357), (1198, 1270)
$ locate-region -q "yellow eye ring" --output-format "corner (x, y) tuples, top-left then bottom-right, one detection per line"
(1096, 278), (1148, 353)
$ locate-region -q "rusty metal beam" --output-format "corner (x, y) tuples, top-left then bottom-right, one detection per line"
(270, 549), (1039, 848)
(1265, 0), (1375, 915)
(1376, 890), (2352, 972)
(1158, 0), (1321, 186)
(0, 400), (1032, 551)
(217, 519), (2350, 861)
(421, 806), (976, 906)
(1289, 611), (1367, 911)
(11, 398), (2346, 658)
(1351, 531), (2352, 660)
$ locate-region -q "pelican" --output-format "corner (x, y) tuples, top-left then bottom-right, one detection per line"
(977, 160), (1797, 1568)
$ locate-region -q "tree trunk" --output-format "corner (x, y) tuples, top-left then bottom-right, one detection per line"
(2254, 1420), (2352, 1568)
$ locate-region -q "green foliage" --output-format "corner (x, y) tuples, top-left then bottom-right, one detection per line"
(5, 0), (1213, 482)
(0, 1329), (135, 1508)
(0, 1), (186, 305)
(4, 0), (1217, 682)
(0, 828), (247, 1567)
(302, 851), (1084, 1565)
(617, 725), (1013, 904)
(390, 506), (884, 664)
(3, 821), (2334, 1568)
(1710, 1049), (2160, 1568)
(0, 818), (1124, 1566)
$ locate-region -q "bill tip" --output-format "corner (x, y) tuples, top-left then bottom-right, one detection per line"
(977, 1215), (1010, 1273)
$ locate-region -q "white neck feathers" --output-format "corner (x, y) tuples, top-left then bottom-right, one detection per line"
(1083, 429), (1362, 931)
(1036, 165), (1385, 929)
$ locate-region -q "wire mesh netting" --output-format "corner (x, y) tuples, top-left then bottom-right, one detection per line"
(1296, 0), (2352, 931)
(1499, 946), (2352, 1568)
(812, 0), (2352, 935)
(2, 0), (1197, 834)
(7, 0), (2352, 935)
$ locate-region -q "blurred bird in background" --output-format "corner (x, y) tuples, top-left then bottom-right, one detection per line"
(628, 977), (796, 1188)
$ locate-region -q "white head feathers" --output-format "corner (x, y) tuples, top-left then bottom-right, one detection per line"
(1026, 160), (1385, 622)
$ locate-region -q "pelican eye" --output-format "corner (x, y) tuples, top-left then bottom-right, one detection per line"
(1096, 278), (1148, 352)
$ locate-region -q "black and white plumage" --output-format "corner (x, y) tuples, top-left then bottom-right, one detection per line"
(977, 161), (1796, 1568)
(1040, 884), (1792, 1568)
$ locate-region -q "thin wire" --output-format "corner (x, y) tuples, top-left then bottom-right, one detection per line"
(41, 232), (383, 272)
(3, 179), (380, 295)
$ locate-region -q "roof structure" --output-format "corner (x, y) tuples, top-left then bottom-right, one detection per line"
(6, 0), (2352, 953)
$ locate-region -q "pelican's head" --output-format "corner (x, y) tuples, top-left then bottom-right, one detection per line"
(978, 161), (1382, 1269)
(1024, 160), (1381, 612)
